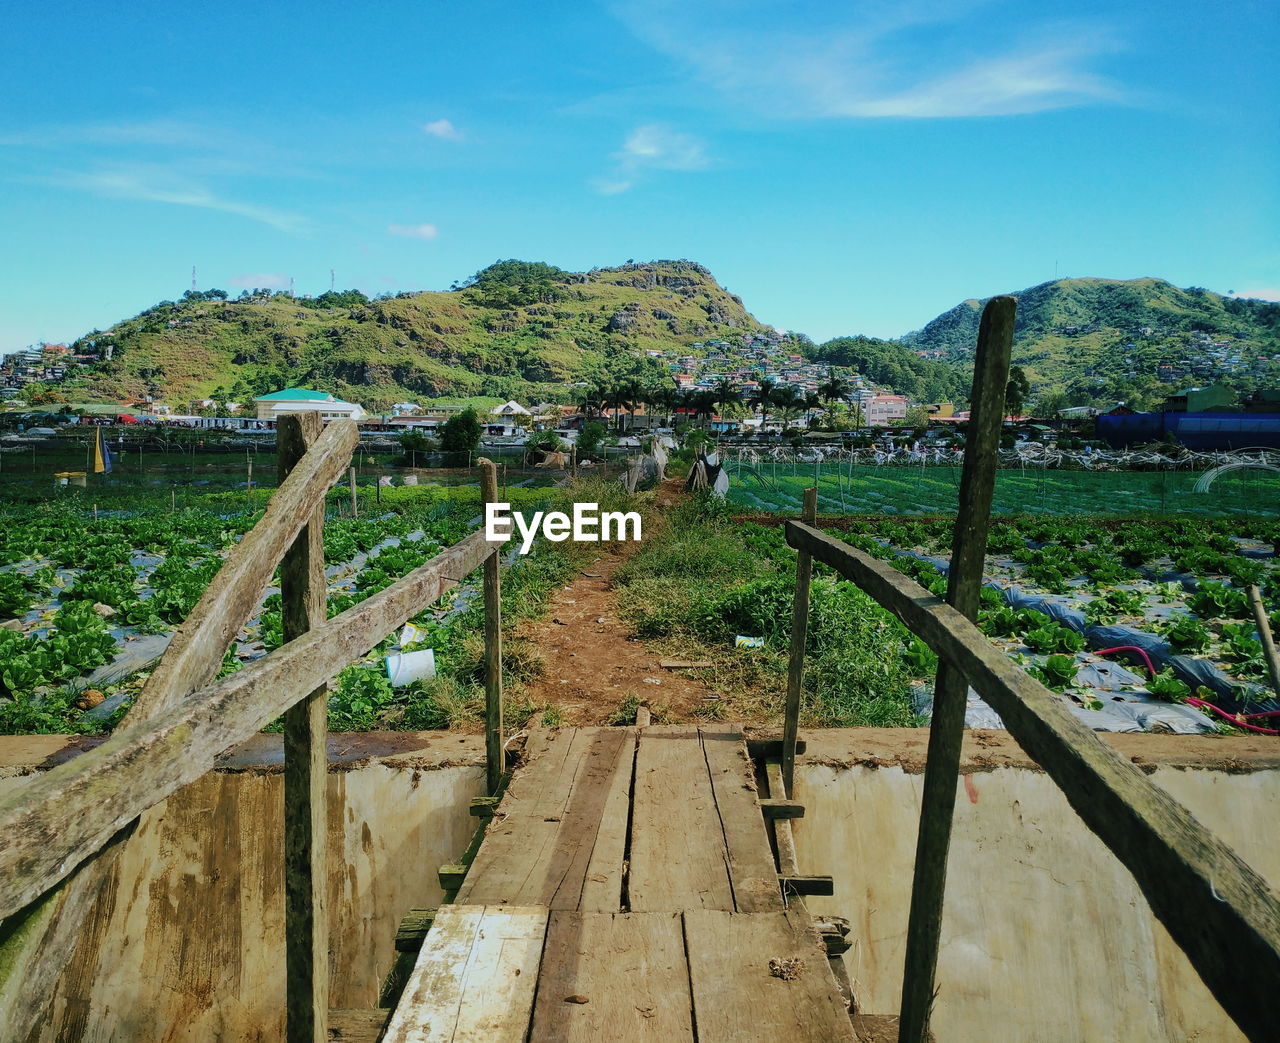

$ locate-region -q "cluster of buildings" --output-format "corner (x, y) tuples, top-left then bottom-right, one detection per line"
(0, 343), (106, 402)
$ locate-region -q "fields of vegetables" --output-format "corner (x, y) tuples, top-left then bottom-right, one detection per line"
(0, 477), (566, 736)
(825, 514), (1280, 733)
(726, 460), (1280, 518)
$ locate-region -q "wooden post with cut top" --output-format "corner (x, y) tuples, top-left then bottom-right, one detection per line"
(278, 413), (330, 1043)
(479, 458), (505, 795)
(898, 296), (1015, 1043)
(349, 465), (358, 518)
(783, 485), (818, 793)
(1247, 584), (1280, 697)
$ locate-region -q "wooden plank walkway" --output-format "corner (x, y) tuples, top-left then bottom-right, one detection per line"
(383, 726), (855, 1042)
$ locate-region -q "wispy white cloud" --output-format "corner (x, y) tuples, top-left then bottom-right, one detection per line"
(422, 118), (461, 140)
(0, 119), (225, 149)
(388, 222), (439, 240)
(230, 273), (290, 289)
(1228, 287), (1280, 302)
(594, 123), (709, 194)
(610, 2), (1126, 119)
(40, 164), (305, 232)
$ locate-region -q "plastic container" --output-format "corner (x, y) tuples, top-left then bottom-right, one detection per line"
(385, 648), (436, 686)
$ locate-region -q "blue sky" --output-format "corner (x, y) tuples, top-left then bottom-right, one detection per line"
(2, 0), (1276, 353)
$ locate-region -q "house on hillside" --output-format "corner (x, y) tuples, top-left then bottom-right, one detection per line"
(867, 394), (908, 425)
(1163, 385), (1236, 413)
(253, 388), (366, 422)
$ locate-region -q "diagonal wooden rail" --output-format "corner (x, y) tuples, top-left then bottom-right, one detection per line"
(0, 418), (508, 1043)
(784, 520), (1280, 1042)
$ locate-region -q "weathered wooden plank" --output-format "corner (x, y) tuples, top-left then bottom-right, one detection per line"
(0, 418), (361, 1038)
(785, 520), (1280, 1042)
(629, 727), (735, 912)
(760, 799), (805, 820)
(783, 485), (818, 792)
(1248, 584), (1280, 696)
(479, 458), (504, 795)
(129, 417), (360, 720)
(701, 726), (784, 913)
(779, 875), (835, 897)
(278, 413), (331, 1043)
(684, 909), (855, 1042)
(528, 912), (693, 1041)
(328, 1008), (390, 1041)
(382, 905), (547, 1043)
(577, 728), (637, 913)
(0, 529), (492, 921)
(899, 295), (1014, 1043)
(395, 908), (438, 952)
(457, 728), (635, 911)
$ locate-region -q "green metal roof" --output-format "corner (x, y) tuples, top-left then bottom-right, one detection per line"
(255, 388), (334, 401)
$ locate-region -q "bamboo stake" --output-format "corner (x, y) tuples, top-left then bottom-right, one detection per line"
(898, 296), (1015, 1043)
(349, 466), (358, 518)
(1248, 585), (1280, 698)
(783, 485), (817, 793)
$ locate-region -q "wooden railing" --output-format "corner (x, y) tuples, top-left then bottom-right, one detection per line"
(779, 299), (1280, 1043)
(0, 415), (508, 1043)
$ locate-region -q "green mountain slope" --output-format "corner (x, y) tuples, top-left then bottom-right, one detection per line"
(901, 278), (1280, 408)
(68, 260), (774, 410)
(805, 335), (969, 403)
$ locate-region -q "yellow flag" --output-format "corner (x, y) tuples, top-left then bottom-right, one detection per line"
(93, 427), (105, 474)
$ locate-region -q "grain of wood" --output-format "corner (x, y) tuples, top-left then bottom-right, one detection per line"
(457, 728), (634, 911)
(128, 418), (359, 720)
(684, 909), (855, 1041)
(328, 1008), (390, 1041)
(899, 295), (1014, 1043)
(701, 726), (784, 913)
(278, 414), (331, 1043)
(382, 905), (547, 1043)
(479, 458), (504, 795)
(629, 727), (735, 912)
(783, 485), (818, 792)
(529, 912), (693, 1041)
(0, 419), (361, 1038)
(785, 520), (1280, 1042)
(0, 529), (492, 922)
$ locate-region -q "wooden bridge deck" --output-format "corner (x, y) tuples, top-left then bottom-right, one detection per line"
(381, 725), (857, 1042)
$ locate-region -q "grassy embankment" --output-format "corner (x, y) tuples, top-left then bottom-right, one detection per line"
(611, 495), (923, 727)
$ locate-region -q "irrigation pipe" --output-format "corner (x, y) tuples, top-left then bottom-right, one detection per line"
(1094, 645), (1158, 677)
(1184, 698), (1280, 736)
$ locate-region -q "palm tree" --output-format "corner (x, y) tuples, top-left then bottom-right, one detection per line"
(818, 373), (851, 406)
(803, 391), (823, 428)
(712, 378), (739, 415)
(688, 390), (717, 428)
(749, 377), (780, 420)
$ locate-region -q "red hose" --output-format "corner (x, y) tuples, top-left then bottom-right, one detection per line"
(1185, 697), (1280, 735)
(1094, 645), (1157, 677)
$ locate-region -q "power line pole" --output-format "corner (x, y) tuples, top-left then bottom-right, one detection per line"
(191, 266), (198, 293)
(329, 269), (335, 293)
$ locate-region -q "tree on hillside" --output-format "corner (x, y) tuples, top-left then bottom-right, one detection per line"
(1005, 366), (1031, 418)
(712, 378), (739, 414)
(750, 377), (780, 419)
(440, 407), (482, 454)
(818, 373), (851, 405)
(1033, 390), (1070, 419)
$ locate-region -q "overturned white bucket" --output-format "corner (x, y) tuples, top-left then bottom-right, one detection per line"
(385, 648), (436, 686)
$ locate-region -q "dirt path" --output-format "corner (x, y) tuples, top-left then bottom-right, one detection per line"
(517, 481), (717, 725)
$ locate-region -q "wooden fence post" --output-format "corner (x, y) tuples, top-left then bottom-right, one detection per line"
(783, 485), (818, 793)
(278, 414), (330, 1043)
(898, 296), (1015, 1043)
(1248, 584), (1280, 697)
(479, 458), (505, 795)
(349, 466), (358, 519)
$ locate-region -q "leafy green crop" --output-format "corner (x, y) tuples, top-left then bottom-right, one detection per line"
(1023, 621), (1085, 654)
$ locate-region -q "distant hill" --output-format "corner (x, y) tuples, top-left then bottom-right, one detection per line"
(66, 260), (775, 410)
(900, 278), (1280, 408)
